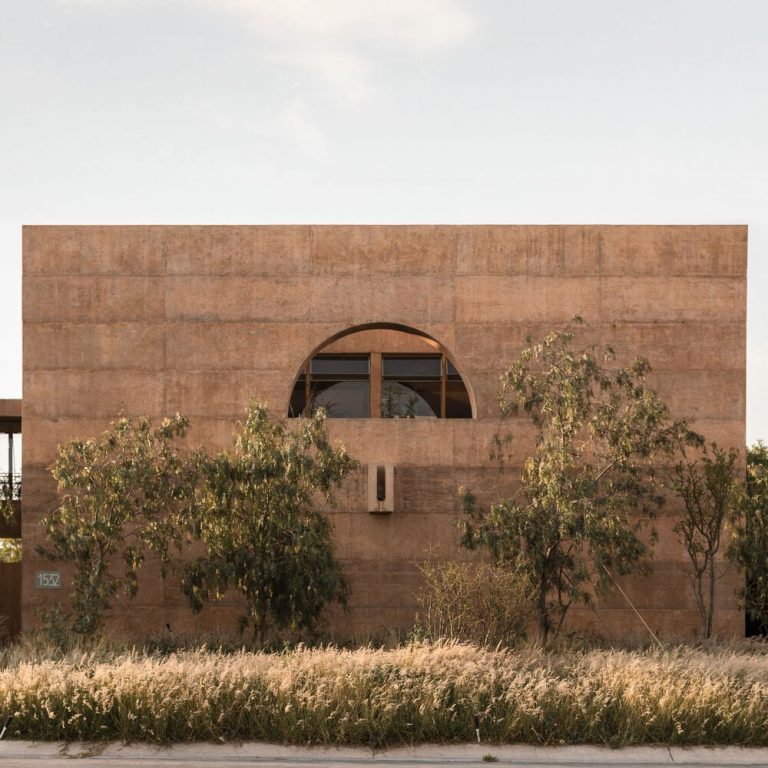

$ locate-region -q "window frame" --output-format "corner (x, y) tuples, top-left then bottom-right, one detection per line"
(290, 352), (472, 419)
(294, 353), (371, 418)
(380, 353), (444, 419)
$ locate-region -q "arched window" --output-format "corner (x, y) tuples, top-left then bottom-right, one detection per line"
(288, 326), (474, 419)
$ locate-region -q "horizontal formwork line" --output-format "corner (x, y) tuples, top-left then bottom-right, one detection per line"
(21, 271), (748, 281)
(20, 319), (749, 324)
(20, 321), (748, 331)
(20, 273), (748, 284)
(19, 367), (748, 377)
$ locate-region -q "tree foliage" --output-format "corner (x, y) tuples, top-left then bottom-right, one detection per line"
(0, 475), (19, 527)
(729, 442), (768, 632)
(672, 443), (741, 640)
(460, 318), (701, 644)
(0, 538), (21, 563)
(180, 402), (356, 643)
(38, 415), (192, 635)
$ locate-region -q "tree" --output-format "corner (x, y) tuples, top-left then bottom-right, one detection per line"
(38, 415), (192, 635)
(672, 443), (741, 640)
(381, 384), (418, 418)
(0, 472), (19, 529)
(0, 538), (21, 563)
(460, 318), (701, 645)
(180, 402), (356, 644)
(729, 442), (768, 632)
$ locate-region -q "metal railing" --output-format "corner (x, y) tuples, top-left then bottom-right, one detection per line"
(0, 474), (21, 501)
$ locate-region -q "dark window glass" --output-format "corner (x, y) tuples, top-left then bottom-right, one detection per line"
(290, 351), (472, 419)
(382, 356), (441, 379)
(382, 356), (441, 418)
(289, 373), (307, 417)
(304, 355), (370, 418)
(381, 381), (440, 417)
(445, 360), (472, 418)
(312, 380), (370, 418)
(376, 465), (386, 502)
(289, 356), (371, 418)
(311, 356), (369, 378)
(445, 381), (472, 418)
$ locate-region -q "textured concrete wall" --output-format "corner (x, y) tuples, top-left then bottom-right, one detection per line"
(21, 225), (747, 640)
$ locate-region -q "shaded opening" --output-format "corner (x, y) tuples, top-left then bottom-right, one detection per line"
(290, 355), (370, 419)
(376, 465), (386, 502)
(382, 356), (441, 418)
(446, 361), (473, 418)
(288, 325), (475, 419)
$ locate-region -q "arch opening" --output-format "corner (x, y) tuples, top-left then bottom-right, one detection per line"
(287, 323), (476, 419)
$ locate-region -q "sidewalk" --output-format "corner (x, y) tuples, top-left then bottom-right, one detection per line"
(2, 743), (768, 767)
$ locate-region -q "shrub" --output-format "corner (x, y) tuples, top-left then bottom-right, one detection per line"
(415, 561), (535, 647)
(729, 442), (768, 632)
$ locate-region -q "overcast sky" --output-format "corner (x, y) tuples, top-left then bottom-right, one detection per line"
(1, 0), (766, 443)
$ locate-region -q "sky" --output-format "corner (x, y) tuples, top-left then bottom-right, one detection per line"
(0, 0), (766, 443)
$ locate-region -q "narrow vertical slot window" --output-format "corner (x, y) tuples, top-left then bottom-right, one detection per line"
(376, 465), (386, 502)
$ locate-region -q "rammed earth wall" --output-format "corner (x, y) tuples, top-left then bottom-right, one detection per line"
(21, 225), (747, 639)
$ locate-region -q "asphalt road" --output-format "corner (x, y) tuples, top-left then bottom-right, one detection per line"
(2, 744), (768, 768)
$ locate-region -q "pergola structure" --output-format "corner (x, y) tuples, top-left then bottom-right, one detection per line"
(0, 398), (21, 638)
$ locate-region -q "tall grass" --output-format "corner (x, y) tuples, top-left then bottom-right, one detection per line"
(2, 641), (768, 745)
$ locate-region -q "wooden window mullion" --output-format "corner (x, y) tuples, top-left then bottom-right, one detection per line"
(371, 353), (382, 418)
(440, 354), (447, 418)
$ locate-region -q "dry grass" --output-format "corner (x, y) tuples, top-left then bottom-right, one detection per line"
(2, 640), (768, 745)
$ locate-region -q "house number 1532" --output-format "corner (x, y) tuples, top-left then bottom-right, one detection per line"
(35, 571), (62, 589)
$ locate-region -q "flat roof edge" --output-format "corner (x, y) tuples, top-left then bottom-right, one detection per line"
(0, 399), (22, 419)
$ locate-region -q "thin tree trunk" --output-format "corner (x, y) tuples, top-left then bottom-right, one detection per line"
(707, 557), (716, 639)
(693, 569), (707, 641)
(537, 580), (549, 646)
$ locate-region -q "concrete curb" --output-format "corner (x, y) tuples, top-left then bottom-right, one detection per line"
(2, 743), (768, 765)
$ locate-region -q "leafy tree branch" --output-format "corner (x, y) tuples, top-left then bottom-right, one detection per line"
(460, 318), (701, 645)
(37, 415), (193, 635)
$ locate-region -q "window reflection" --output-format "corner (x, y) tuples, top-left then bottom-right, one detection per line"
(289, 347), (472, 419)
(290, 355), (370, 418)
(381, 356), (441, 418)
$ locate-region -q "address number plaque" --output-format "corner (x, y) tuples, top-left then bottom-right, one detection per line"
(35, 571), (62, 589)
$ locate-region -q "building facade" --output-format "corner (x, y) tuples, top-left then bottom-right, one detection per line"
(21, 225), (747, 639)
